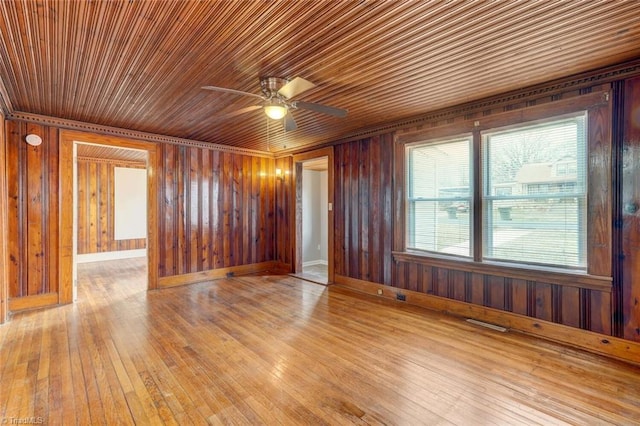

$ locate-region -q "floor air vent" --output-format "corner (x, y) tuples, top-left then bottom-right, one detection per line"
(466, 318), (508, 332)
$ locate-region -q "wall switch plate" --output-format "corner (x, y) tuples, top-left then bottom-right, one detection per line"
(328, 203), (332, 211)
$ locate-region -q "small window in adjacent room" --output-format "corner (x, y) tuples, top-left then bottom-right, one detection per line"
(406, 137), (472, 257)
(482, 113), (587, 269)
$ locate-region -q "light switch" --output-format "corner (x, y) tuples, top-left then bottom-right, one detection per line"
(328, 203), (333, 211)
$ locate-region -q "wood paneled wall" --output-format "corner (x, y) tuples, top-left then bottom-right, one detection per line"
(333, 134), (394, 285)
(391, 255), (611, 334)
(158, 144), (275, 278)
(275, 156), (293, 267)
(76, 159), (146, 254)
(2, 72), (639, 350)
(622, 75), (640, 341)
(332, 89), (621, 338)
(4, 121), (278, 308)
(5, 120), (59, 299)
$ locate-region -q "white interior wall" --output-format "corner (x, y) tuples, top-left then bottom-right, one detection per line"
(319, 170), (328, 261)
(302, 169), (328, 265)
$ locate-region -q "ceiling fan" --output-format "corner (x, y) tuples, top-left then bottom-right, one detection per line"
(202, 77), (348, 132)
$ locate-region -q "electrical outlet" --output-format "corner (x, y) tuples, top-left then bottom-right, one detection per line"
(377, 289), (383, 295)
(396, 293), (406, 301)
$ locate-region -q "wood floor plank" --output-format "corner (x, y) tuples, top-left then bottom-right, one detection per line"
(22, 313), (41, 420)
(118, 351), (163, 424)
(1, 257), (640, 424)
(68, 335), (93, 425)
(33, 310), (50, 419)
(1, 312), (31, 419)
(55, 310), (78, 425)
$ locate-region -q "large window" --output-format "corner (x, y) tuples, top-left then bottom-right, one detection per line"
(406, 137), (472, 257)
(483, 114), (587, 268)
(405, 113), (588, 270)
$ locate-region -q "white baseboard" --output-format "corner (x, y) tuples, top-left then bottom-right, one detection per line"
(302, 259), (328, 268)
(77, 249), (147, 263)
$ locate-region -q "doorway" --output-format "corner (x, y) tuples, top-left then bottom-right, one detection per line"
(59, 130), (159, 304)
(73, 142), (149, 301)
(300, 157), (329, 283)
(292, 147), (334, 284)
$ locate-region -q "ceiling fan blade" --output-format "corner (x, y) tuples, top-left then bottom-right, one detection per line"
(202, 86), (265, 100)
(278, 77), (316, 99)
(284, 110), (297, 132)
(293, 100), (348, 118)
(213, 105), (263, 121)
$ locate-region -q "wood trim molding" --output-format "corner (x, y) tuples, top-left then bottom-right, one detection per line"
(8, 293), (59, 312)
(292, 147), (335, 283)
(334, 274), (640, 366)
(158, 261), (280, 288)
(0, 115), (8, 323)
(76, 156), (146, 167)
(611, 80), (625, 338)
(392, 138), (405, 253)
(395, 90), (609, 144)
(270, 262), (292, 274)
(9, 111), (273, 158)
(293, 161), (303, 273)
(59, 130), (160, 302)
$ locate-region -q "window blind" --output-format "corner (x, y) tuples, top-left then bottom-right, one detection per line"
(407, 138), (472, 257)
(482, 114), (587, 268)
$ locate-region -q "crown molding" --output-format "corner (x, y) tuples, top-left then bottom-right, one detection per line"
(7, 111), (274, 158)
(77, 156), (146, 167)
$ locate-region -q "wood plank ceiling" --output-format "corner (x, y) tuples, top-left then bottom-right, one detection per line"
(1, 1), (639, 153)
(76, 143), (147, 164)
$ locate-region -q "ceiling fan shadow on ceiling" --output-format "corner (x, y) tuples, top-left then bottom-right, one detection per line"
(202, 76), (348, 132)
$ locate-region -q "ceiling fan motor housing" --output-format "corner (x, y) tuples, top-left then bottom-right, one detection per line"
(260, 77), (289, 99)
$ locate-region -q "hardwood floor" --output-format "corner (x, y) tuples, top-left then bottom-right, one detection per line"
(2, 258), (640, 424)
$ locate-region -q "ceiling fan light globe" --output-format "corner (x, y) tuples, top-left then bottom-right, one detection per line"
(264, 105), (287, 120)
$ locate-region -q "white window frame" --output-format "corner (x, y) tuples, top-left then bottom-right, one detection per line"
(405, 136), (473, 257)
(481, 113), (588, 269)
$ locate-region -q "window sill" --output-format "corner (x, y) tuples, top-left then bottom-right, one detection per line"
(392, 251), (612, 292)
